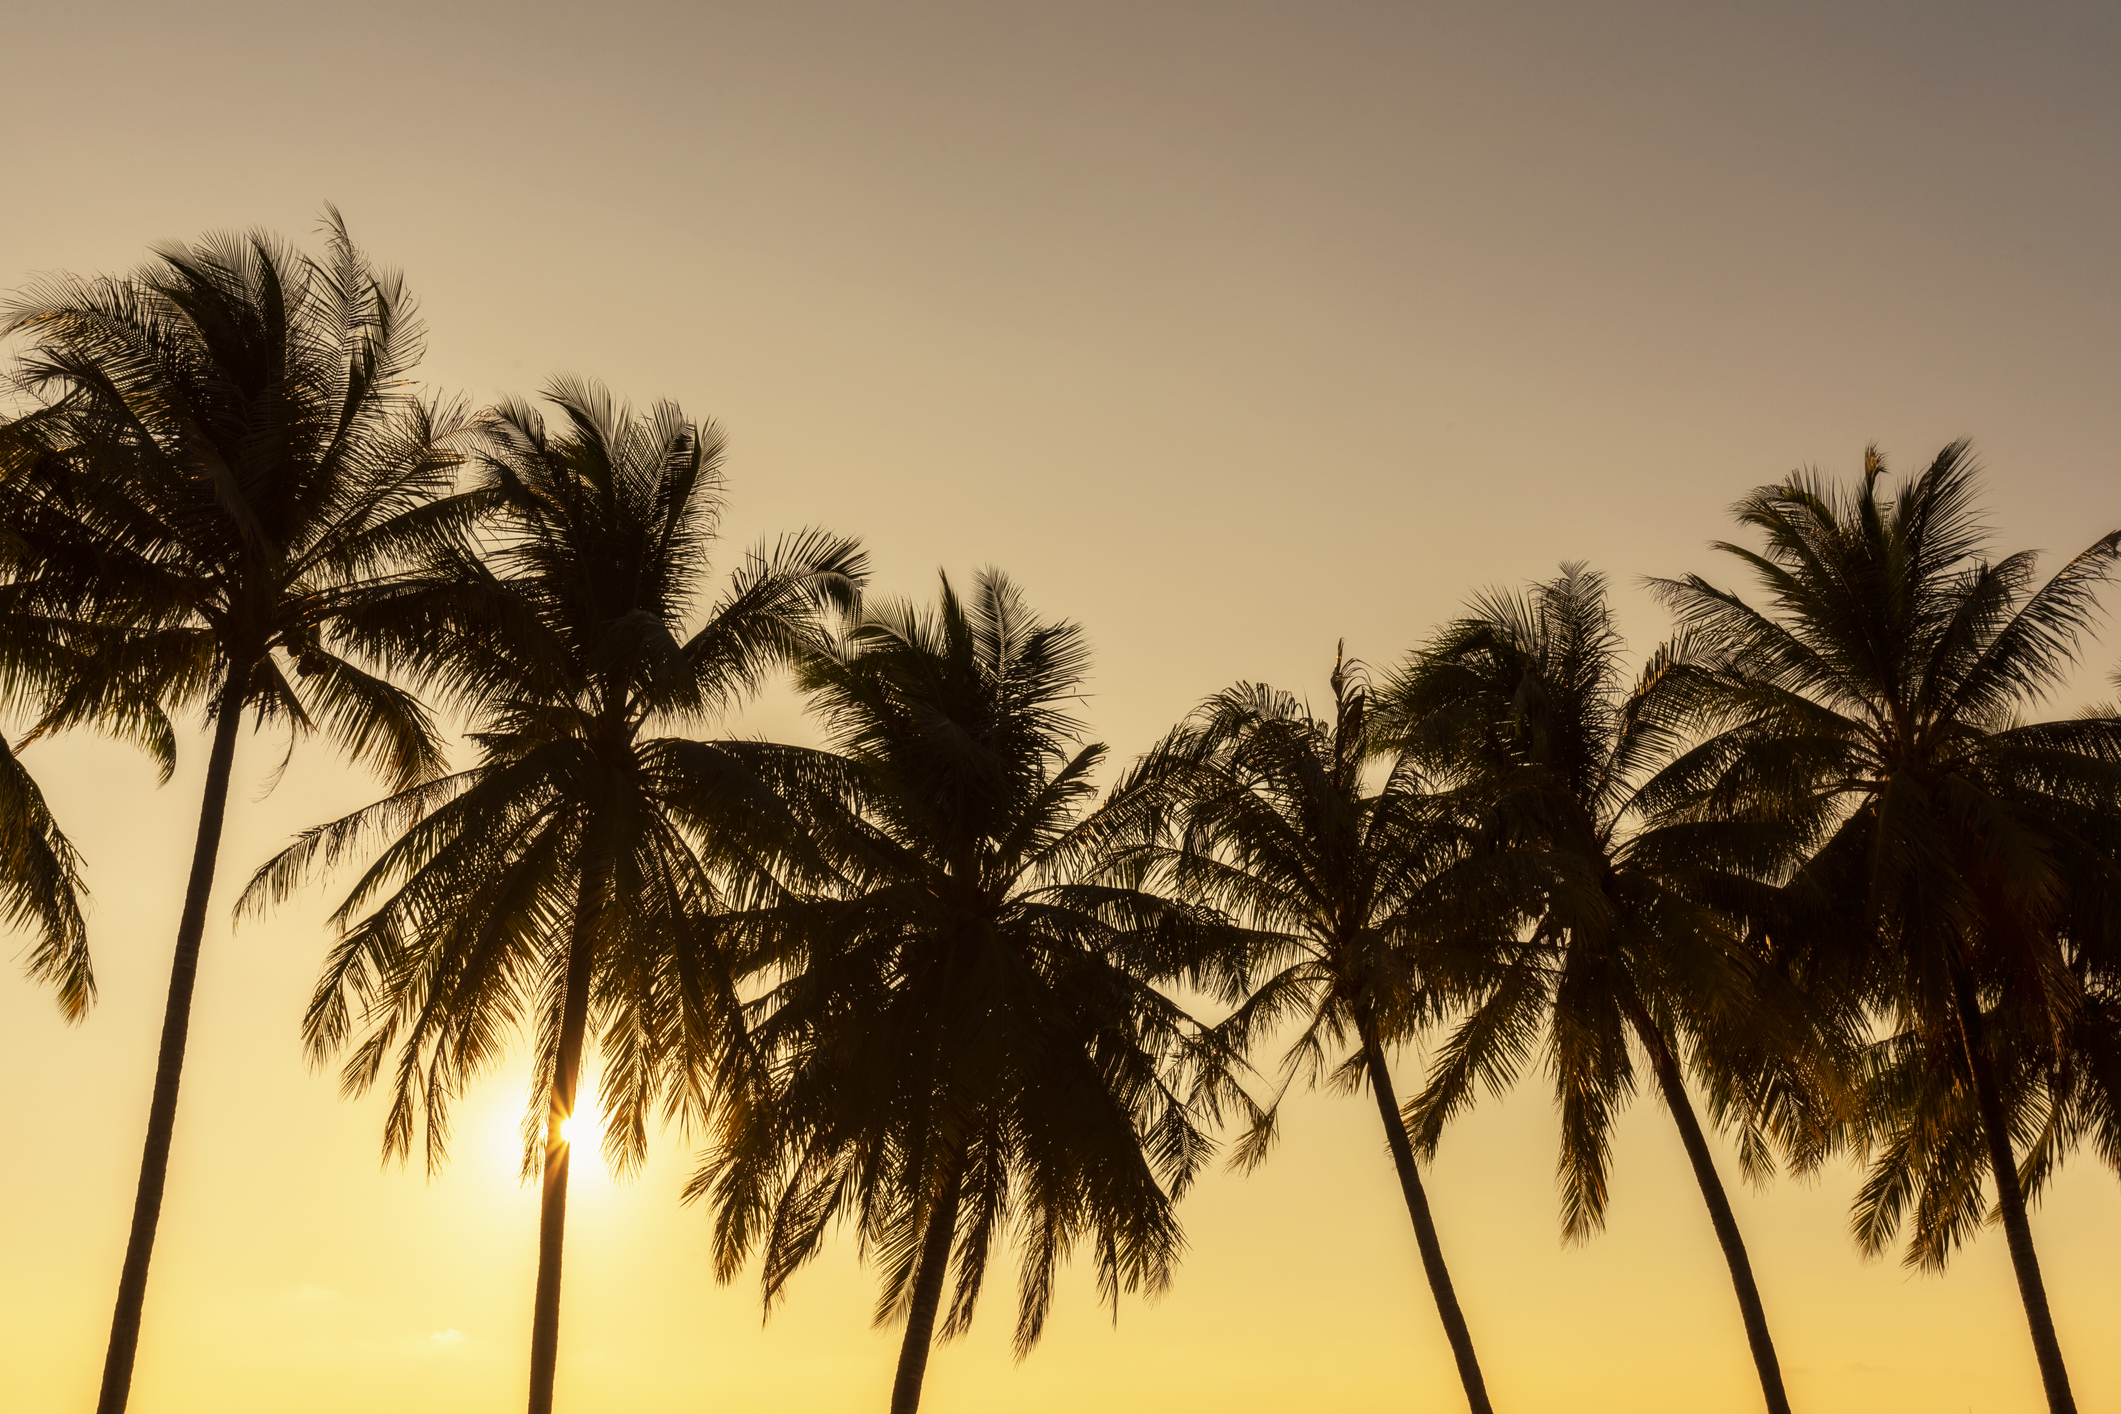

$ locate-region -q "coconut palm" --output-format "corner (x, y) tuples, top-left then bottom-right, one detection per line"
(690, 570), (1221, 1414)
(0, 215), (472, 1414)
(1649, 444), (2121, 1414)
(251, 378), (865, 1414)
(1386, 567), (1817, 1414)
(1110, 651), (1500, 1414)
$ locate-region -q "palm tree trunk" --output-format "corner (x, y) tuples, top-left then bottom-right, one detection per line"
(526, 859), (605, 1414)
(888, 1162), (965, 1414)
(96, 673), (248, 1414)
(1951, 964), (2076, 1414)
(1619, 992), (1791, 1414)
(1356, 1016), (1495, 1414)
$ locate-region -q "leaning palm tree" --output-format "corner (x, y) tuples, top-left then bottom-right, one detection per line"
(692, 570), (1220, 1414)
(251, 378), (865, 1414)
(0, 214), (472, 1414)
(1386, 567), (1818, 1414)
(1650, 444), (2121, 1414)
(1109, 651), (1500, 1414)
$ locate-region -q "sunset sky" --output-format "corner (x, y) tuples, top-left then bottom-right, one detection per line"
(5, 2), (2120, 1411)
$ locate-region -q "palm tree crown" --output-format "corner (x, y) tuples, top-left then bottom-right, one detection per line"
(1651, 444), (2121, 1414)
(1111, 651), (1498, 1414)
(0, 212), (471, 786)
(255, 377), (866, 1414)
(694, 569), (1214, 1414)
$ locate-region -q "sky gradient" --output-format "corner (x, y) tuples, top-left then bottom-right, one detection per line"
(4, 2), (2120, 1411)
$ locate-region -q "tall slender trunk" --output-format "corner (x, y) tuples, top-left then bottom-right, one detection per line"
(1951, 964), (2076, 1414)
(1618, 991), (1791, 1414)
(526, 858), (605, 1414)
(96, 671), (248, 1414)
(1356, 1014), (1494, 1414)
(888, 1162), (965, 1414)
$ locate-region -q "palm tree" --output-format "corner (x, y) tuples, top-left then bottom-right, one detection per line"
(1650, 444), (2121, 1414)
(1110, 651), (1499, 1414)
(691, 570), (1219, 1414)
(0, 214), (471, 1414)
(252, 378), (865, 1414)
(1385, 567), (1810, 1414)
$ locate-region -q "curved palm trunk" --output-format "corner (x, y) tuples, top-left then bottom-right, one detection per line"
(1356, 1019), (1494, 1414)
(1618, 994), (1791, 1414)
(889, 1163), (965, 1414)
(1951, 965), (2076, 1414)
(526, 859), (605, 1414)
(96, 675), (248, 1414)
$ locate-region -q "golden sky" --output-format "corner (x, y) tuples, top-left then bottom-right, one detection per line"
(5, 2), (2120, 1410)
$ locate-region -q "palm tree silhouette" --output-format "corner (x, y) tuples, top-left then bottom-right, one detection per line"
(1112, 652), (1498, 1414)
(1386, 566), (1805, 1414)
(1651, 445), (2121, 1414)
(691, 570), (1216, 1414)
(252, 377), (865, 1414)
(0, 214), (471, 1414)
